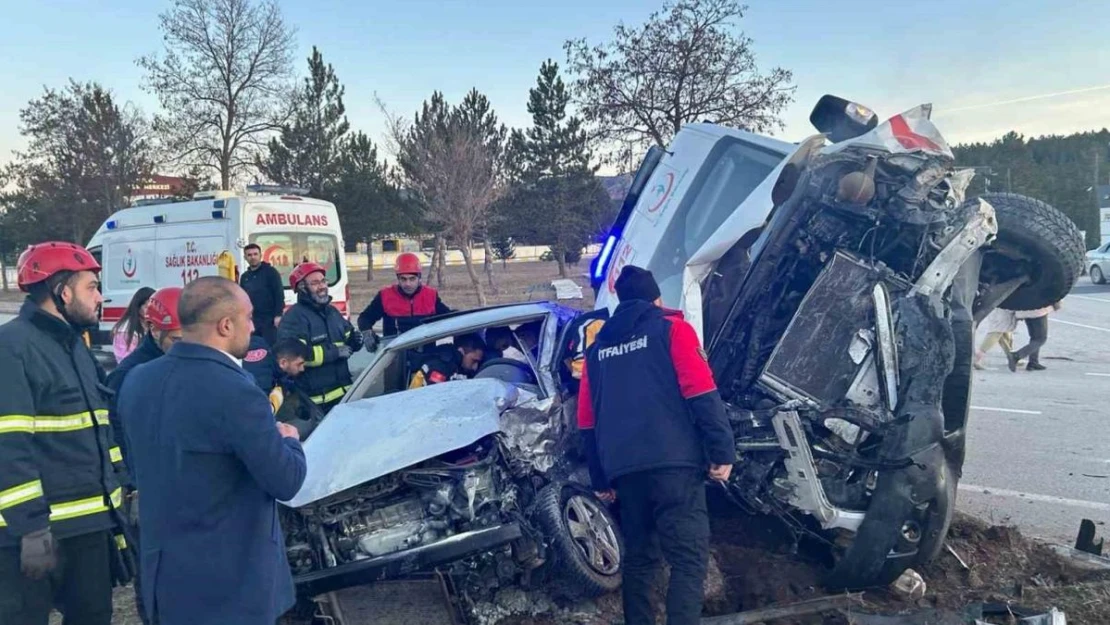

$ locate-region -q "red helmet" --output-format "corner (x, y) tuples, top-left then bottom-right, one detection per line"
(289, 262), (327, 290)
(144, 287), (183, 332)
(394, 252), (422, 276)
(17, 241), (101, 292)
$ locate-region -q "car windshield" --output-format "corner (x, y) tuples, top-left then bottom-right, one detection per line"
(249, 232), (341, 287)
(646, 138), (782, 304)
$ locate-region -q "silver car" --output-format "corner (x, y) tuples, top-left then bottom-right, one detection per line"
(1087, 241), (1110, 284)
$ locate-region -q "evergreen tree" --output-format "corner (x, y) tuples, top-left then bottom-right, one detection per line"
(258, 46), (350, 197)
(504, 60), (610, 277)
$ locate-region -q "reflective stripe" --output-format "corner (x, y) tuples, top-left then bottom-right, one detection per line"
(310, 386), (349, 404)
(299, 339), (326, 367)
(0, 487), (122, 527)
(30, 410), (109, 433)
(115, 534), (127, 550)
(0, 415), (35, 435)
(0, 480), (44, 510)
(109, 447), (123, 463)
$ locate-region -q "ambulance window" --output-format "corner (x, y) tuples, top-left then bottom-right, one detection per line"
(249, 233), (342, 288)
(88, 247), (103, 292)
(646, 138), (782, 305)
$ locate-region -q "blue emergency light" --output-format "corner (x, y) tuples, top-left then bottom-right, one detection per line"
(213, 200), (226, 209)
(105, 220), (117, 230)
(593, 235), (618, 280)
(211, 209), (226, 219)
(153, 215), (166, 224)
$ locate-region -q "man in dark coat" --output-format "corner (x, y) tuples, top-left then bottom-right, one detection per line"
(118, 277), (306, 625)
(239, 243), (285, 344)
(578, 266), (735, 625)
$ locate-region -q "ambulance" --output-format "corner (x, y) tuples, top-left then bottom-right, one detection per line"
(86, 186), (349, 348)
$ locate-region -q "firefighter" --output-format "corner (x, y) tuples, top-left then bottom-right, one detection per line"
(278, 262), (362, 412)
(107, 287), (184, 469)
(104, 286), (181, 625)
(0, 241), (132, 625)
(357, 252), (451, 345)
(408, 333), (486, 389)
(577, 266), (735, 625)
(268, 337), (326, 439)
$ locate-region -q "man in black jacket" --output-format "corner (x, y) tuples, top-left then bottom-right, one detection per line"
(278, 262), (362, 412)
(578, 266), (735, 625)
(0, 242), (131, 625)
(239, 243), (285, 344)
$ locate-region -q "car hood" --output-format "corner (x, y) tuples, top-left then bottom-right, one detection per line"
(284, 378), (522, 508)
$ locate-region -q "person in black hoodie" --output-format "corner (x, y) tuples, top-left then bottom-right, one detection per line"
(239, 243), (285, 344)
(577, 265), (735, 625)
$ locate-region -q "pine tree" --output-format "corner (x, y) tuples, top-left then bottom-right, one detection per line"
(504, 60), (609, 277)
(258, 46), (350, 197)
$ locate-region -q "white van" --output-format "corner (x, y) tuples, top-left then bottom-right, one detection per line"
(86, 187), (349, 347)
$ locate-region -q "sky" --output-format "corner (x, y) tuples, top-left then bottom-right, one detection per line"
(1, 0), (1108, 174)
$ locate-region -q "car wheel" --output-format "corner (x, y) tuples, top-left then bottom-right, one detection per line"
(1092, 265), (1106, 285)
(534, 483), (623, 597)
(976, 193), (1084, 311)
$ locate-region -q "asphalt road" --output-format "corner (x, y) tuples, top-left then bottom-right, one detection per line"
(2, 281), (1107, 545)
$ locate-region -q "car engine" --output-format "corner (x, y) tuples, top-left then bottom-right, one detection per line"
(284, 438), (514, 576)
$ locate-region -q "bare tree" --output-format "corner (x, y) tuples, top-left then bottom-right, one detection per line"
(379, 96), (502, 306)
(564, 0), (794, 160)
(138, 0), (295, 189)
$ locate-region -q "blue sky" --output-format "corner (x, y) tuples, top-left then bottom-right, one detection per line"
(1, 0), (1108, 172)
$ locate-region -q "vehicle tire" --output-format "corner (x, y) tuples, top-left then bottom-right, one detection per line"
(533, 483), (622, 598)
(977, 193), (1084, 310)
(1092, 265), (1106, 285)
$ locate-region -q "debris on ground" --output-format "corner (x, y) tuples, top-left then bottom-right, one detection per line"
(493, 506), (1110, 625)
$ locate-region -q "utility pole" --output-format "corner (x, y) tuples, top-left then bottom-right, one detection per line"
(1007, 167), (1012, 193)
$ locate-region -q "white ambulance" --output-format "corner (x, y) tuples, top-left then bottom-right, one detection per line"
(86, 186), (349, 347)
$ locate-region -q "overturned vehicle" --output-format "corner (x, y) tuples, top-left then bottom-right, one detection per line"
(280, 304), (623, 619)
(592, 95), (1085, 588)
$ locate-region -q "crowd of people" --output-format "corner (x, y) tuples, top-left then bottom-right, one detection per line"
(0, 241), (735, 625)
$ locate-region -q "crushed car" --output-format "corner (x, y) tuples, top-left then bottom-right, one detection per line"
(592, 95), (1085, 589)
(280, 303), (623, 621)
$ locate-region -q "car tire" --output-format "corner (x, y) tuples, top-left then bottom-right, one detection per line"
(976, 193), (1084, 310)
(533, 483), (623, 598)
(1092, 265), (1106, 285)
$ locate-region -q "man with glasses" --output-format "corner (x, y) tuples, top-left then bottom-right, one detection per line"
(278, 263), (362, 413)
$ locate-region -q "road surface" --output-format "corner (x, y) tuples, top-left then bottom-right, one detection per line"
(2, 282), (1107, 545)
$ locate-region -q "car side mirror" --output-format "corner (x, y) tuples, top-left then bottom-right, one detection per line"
(810, 95), (878, 144)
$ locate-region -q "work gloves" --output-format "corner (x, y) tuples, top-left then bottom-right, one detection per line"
(20, 528), (58, 580)
(362, 330), (380, 353)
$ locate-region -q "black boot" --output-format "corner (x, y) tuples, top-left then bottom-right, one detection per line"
(1027, 362), (1046, 371)
(1006, 351), (1019, 372)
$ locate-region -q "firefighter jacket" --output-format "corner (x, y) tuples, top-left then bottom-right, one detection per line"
(278, 292), (361, 405)
(408, 345), (468, 389)
(106, 333), (165, 476)
(242, 334), (277, 393)
(0, 300), (125, 546)
(577, 300), (736, 488)
(358, 284), (451, 337)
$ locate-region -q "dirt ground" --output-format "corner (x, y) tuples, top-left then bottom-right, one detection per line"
(493, 501), (1110, 625)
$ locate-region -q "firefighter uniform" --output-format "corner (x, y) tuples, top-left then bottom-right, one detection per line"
(358, 284), (452, 337)
(578, 267), (735, 625)
(0, 300), (129, 625)
(278, 290), (361, 411)
(408, 345), (469, 389)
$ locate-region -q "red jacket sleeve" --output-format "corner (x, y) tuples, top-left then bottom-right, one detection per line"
(668, 317), (717, 398)
(576, 361), (595, 429)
